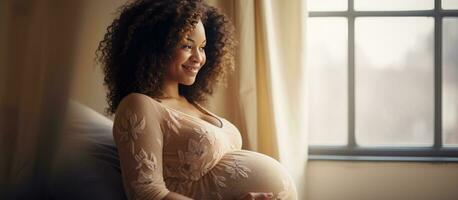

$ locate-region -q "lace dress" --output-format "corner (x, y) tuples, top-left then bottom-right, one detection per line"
(113, 93), (297, 200)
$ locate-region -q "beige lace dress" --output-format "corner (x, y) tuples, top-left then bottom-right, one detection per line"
(113, 93), (297, 200)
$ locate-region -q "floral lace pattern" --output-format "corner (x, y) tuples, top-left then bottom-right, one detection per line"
(115, 109), (146, 154)
(275, 179), (292, 200)
(224, 158), (251, 180)
(134, 148), (158, 171)
(131, 148), (163, 191)
(114, 96), (297, 199)
(116, 107), (168, 200)
(161, 110), (182, 146)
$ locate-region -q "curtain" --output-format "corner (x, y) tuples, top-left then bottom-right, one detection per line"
(0, 0), (83, 197)
(207, 0), (308, 199)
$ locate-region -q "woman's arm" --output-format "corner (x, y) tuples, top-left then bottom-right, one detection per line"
(163, 192), (194, 200)
(114, 93), (192, 200)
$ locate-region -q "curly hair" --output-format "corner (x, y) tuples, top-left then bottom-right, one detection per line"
(97, 0), (235, 115)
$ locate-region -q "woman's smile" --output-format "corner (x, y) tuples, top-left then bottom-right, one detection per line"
(182, 64), (201, 75)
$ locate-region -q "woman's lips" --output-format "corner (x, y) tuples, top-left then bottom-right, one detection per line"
(182, 65), (200, 74)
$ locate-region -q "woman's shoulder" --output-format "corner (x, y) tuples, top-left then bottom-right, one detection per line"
(116, 93), (164, 115)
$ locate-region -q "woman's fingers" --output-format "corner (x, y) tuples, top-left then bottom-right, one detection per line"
(238, 192), (274, 200)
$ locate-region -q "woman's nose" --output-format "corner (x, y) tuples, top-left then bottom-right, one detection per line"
(191, 48), (204, 63)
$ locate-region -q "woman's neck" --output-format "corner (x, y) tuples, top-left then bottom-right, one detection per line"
(161, 81), (180, 99)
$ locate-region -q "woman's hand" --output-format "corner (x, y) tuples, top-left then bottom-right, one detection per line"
(237, 192), (274, 200)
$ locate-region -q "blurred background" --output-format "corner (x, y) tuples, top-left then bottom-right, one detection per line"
(1, 0), (458, 200)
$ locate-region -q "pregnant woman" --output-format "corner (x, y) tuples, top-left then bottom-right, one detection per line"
(97, 0), (297, 199)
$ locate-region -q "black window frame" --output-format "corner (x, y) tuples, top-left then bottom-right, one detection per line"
(308, 0), (458, 162)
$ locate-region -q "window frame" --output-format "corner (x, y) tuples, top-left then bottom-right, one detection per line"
(308, 0), (458, 161)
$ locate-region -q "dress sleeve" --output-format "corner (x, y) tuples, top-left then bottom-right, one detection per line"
(113, 93), (170, 200)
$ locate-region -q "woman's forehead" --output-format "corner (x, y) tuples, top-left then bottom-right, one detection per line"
(186, 20), (206, 43)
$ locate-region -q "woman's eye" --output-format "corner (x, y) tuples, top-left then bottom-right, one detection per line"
(199, 46), (206, 51)
(182, 44), (192, 50)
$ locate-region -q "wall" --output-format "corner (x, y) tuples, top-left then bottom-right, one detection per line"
(69, 0), (127, 117)
(306, 161), (458, 200)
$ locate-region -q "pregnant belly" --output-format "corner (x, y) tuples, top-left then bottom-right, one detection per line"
(206, 150), (297, 200)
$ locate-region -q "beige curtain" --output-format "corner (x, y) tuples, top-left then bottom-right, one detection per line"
(208, 0), (308, 198)
(0, 0), (84, 195)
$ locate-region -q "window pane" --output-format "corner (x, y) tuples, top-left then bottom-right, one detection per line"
(443, 0), (458, 9)
(307, 18), (348, 145)
(308, 0), (347, 11)
(355, 0), (433, 11)
(443, 18), (458, 147)
(355, 17), (434, 147)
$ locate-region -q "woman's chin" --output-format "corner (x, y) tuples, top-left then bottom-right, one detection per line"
(180, 78), (196, 86)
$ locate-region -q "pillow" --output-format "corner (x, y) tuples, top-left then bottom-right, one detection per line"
(48, 101), (127, 200)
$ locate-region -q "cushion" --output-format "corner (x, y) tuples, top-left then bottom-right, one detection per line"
(48, 101), (126, 200)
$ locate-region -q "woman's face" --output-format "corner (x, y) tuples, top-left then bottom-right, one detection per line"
(165, 20), (207, 86)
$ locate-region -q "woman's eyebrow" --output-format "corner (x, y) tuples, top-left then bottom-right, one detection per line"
(186, 38), (206, 44)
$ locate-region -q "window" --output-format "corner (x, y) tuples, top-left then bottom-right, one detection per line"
(306, 0), (458, 160)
